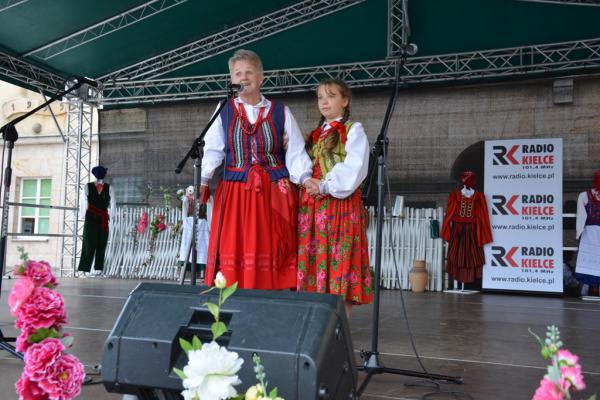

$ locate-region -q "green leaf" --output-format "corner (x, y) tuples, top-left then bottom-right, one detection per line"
(27, 328), (60, 344)
(528, 328), (544, 347)
(192, 335), (202, 350)
(204, 302), (220, 320)
(211, 321), (227, 341)
(200, 286), (216, 295)
(179, 338), (193, 355)
(269, 387), (278, 399)
(172, 367), (187, 380)
(587, 395), (597, 400)
(222, 282), (238, 303)
(60, 335), (74, 348)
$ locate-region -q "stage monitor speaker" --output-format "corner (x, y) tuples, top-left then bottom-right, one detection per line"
(101, 283), (357, 400)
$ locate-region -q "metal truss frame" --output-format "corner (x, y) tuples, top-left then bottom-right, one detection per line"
(0, 0), (28, 13)
(388, 0), (410, 56)
(101, 37), (600, 106)
(59, 100), (93, 277)
(24, 0), (189, 60)
(518, 0), (600, 6)
(0, 50), (64, 93)
(101, 0), (366, 82)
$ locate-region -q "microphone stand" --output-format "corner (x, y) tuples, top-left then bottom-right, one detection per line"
(0, 78), (91, 360)
(357, 47), (462, 395)
(175, 87), (236, 285)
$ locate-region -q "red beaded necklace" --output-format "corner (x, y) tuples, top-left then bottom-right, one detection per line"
(237, 102), (265, 136)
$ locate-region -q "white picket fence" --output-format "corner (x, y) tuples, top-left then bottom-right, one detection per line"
(103, 206), (445, 290)
(103, 207), (183, 280)
(366, 207), (445, 291)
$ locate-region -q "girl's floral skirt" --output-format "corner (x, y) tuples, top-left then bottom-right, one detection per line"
(297, 189), (373, 304)
(205, 166), (298, 290)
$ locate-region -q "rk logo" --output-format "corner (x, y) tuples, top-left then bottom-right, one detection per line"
(492, 145), (519, 165)
(491, 195), (519, 215)
(491, 246), (518, 267)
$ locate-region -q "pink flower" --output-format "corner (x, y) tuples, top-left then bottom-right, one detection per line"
(315, 210), (327, 230)
(349, 273), (358, 284)
(331, 243), (342, 261)
(24, 338), (65, 381)
(305, 241), (318, 256)
(556, 350), (579, 367)
(278, 179), (289, 195)
(15, 287), (67, 331)
(317, 269), (327, 282)
(560, 365), (586, 391)
(137, 212), (148, 234)
(38, 353), (85, 400)
(15, 373), (49, 400)
(157, 222), (167, 232)
(25, 260), (58, 288)
(297, 270), (305, 281)
(8, 277), (35, 315)
(349, 212), (360, 223)
(532, 376), (568, 400)
(16, 329), (35, 353)
(298, 214), (310, 234)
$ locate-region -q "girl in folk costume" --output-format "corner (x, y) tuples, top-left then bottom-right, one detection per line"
(441, 171), (493, 283)
(297, 79), (373, 318)
(200, 49), (312, 290)
(575, 171), (600, 291)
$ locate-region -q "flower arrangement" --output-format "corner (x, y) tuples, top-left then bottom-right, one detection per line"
(174, 273), (283, 400)
(8, 248), (86, 400)
(531, 326), (596, 400)
(142, 213), (167, 266)
(177, 188), (186, 203)
(160, 186), (173, 210)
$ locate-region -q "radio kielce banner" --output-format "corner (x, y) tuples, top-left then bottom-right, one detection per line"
(483, 138), (563, 293)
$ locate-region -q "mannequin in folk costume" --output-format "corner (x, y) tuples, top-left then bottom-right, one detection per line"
(575, 170), (600, 295)
(441, 171), (493, 284)
(178, 185), (212, 278)
(78, 166), (116, 275)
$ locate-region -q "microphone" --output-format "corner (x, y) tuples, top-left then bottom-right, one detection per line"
(227, 83), (244, 92)
(74, 76), (100, 88)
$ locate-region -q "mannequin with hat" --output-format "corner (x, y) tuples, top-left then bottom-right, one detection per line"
(178, 185), (212, 279)
(575, 171), (600, 297)
(77, 165), (116, 275)
(441, 171), (493, 287)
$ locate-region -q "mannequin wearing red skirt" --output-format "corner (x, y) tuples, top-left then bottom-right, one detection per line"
(441, 171), (493, 284)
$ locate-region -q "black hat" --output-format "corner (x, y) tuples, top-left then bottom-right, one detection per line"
(91, 165), (107, 179)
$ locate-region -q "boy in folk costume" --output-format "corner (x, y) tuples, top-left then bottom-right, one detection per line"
(200, 49), (313, 290)
(78, 165), (116, 275)
(297, 79), (373, 319)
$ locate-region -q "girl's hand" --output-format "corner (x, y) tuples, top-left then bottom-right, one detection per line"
(304, 178), (320, 197)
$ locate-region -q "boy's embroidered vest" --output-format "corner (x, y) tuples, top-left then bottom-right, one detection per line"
(86, 182), (111, 232)
(220, 99), (289, 182)
(310, 121), (353, 178)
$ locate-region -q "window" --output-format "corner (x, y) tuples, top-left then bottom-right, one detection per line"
(19, 178), (51, 234)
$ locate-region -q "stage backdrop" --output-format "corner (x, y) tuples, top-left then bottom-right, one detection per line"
(483, 138), (563, 293)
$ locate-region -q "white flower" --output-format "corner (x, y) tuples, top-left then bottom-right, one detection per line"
(214, 271), (227, 289)
(245, 384), (264, 400)
(182, 341), (243, 400)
